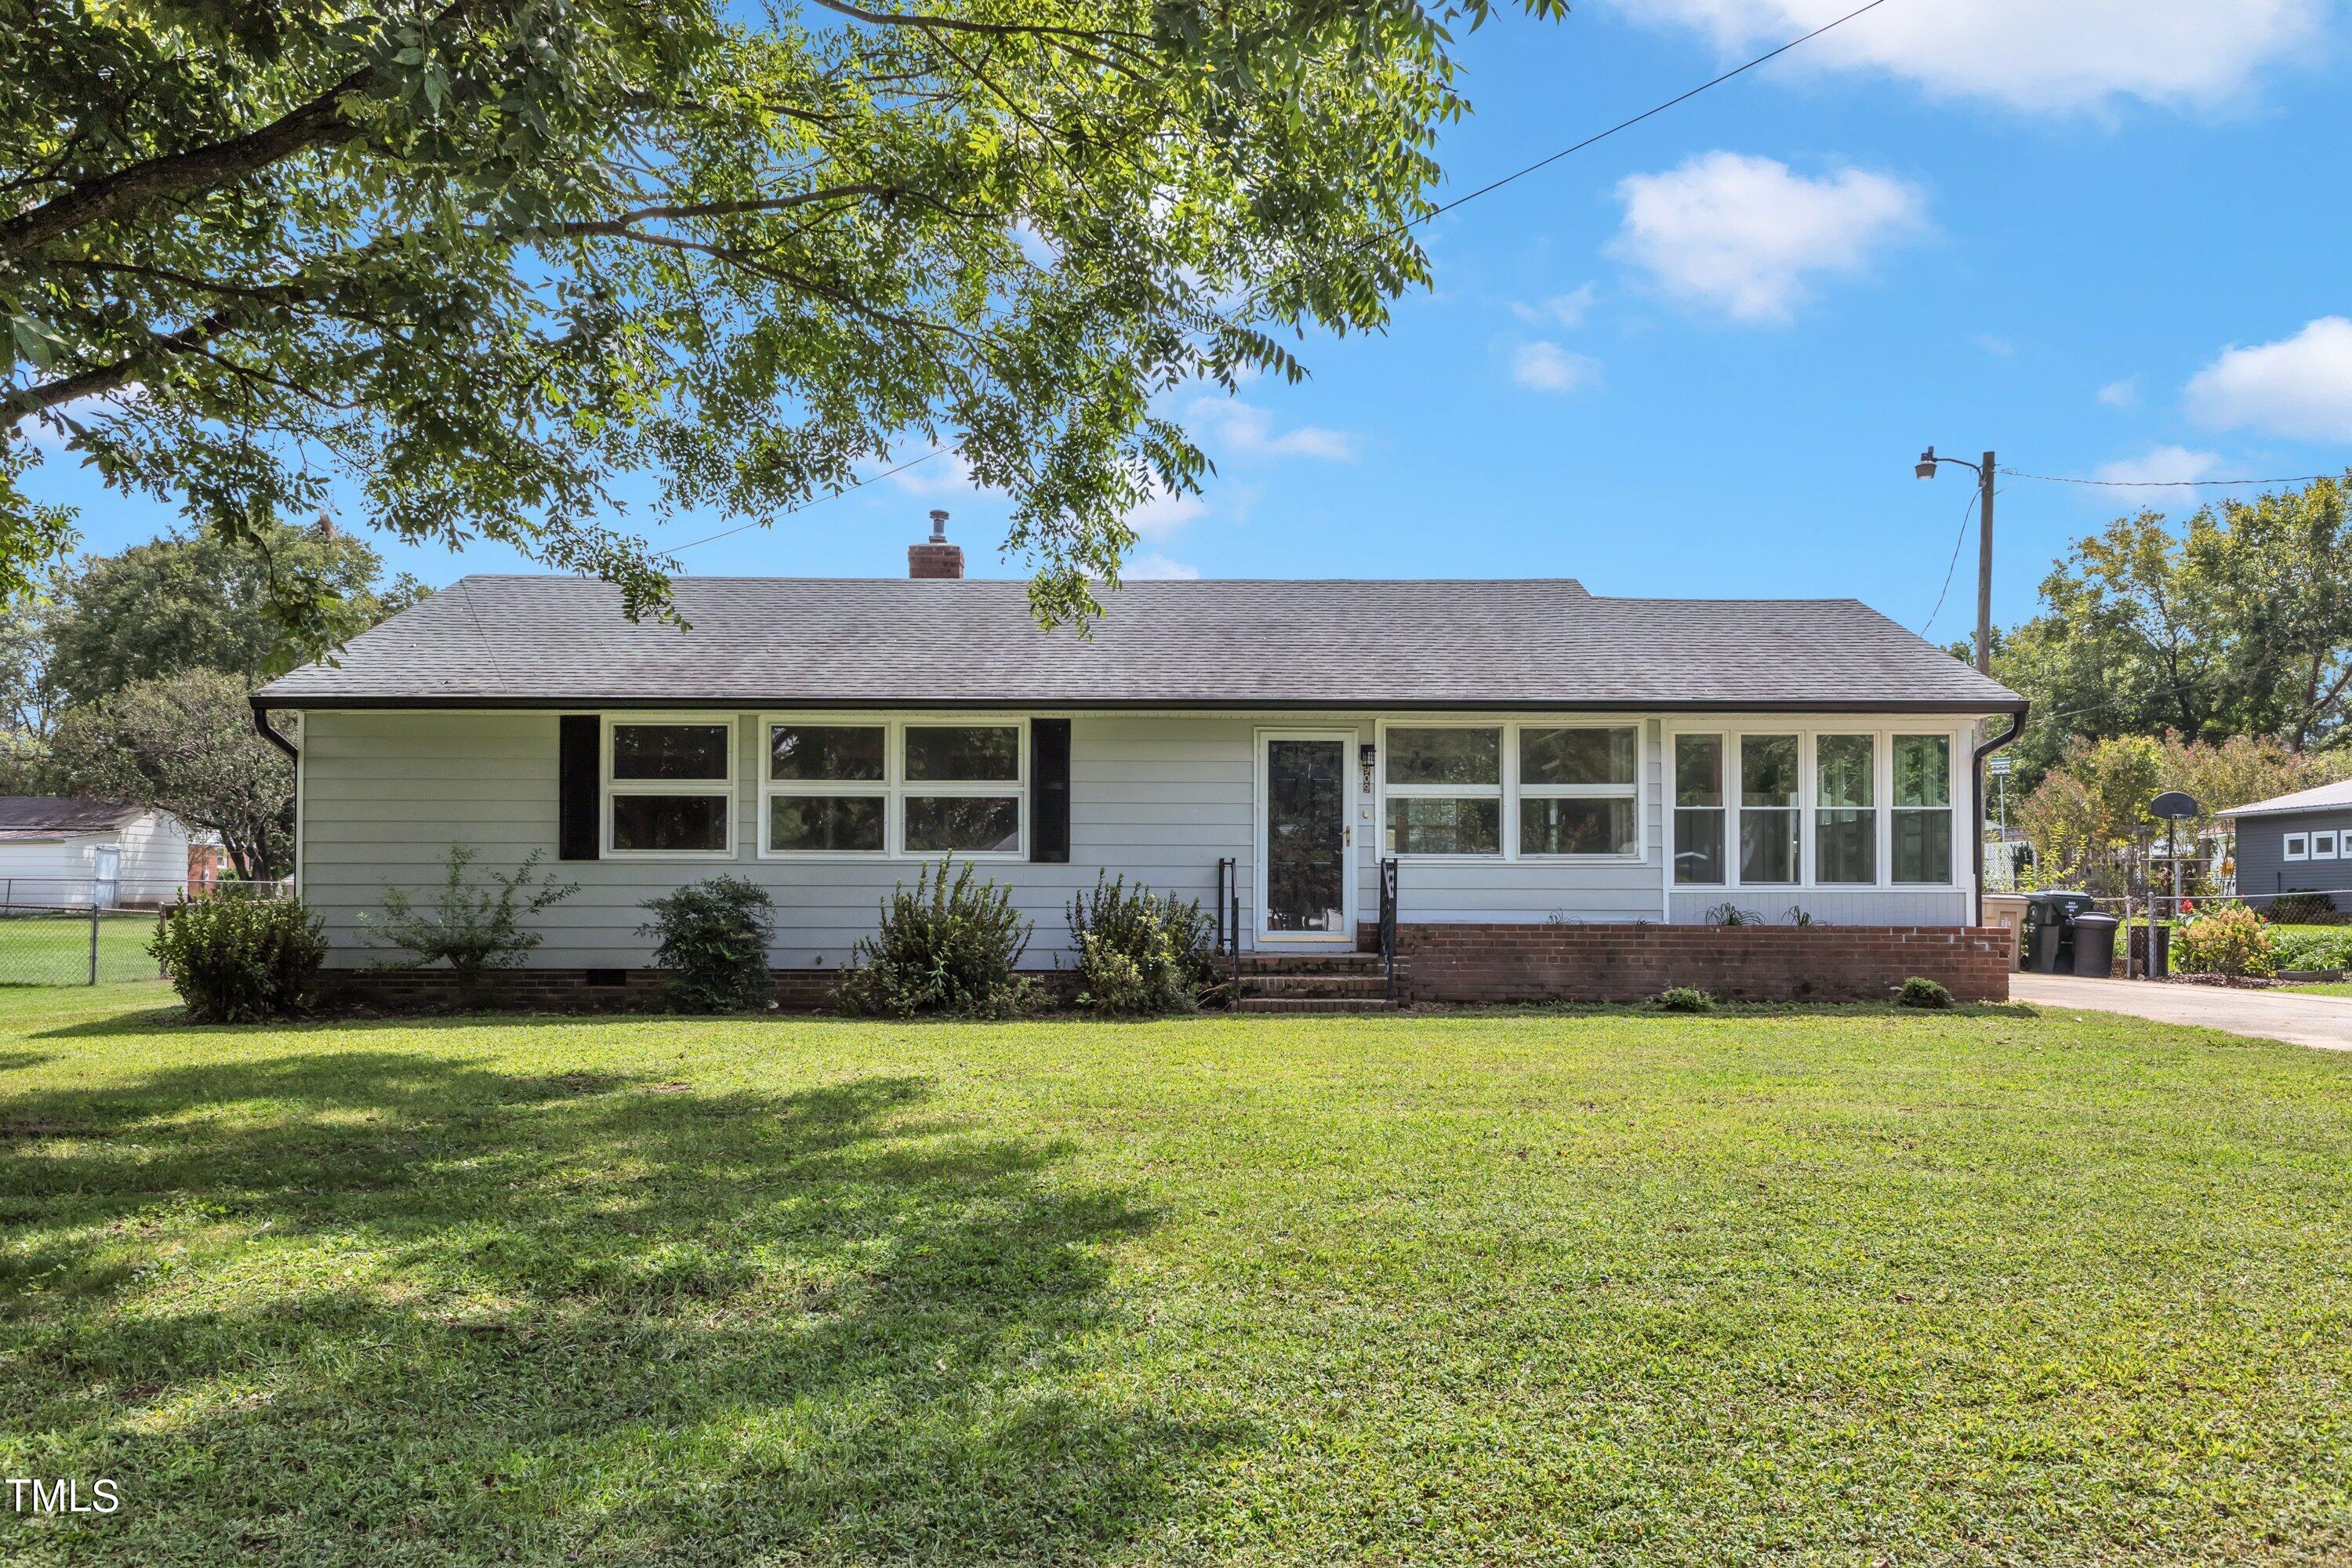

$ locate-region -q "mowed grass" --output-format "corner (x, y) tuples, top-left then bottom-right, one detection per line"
(0, 913), (162, 986)
(2, 985), (2350, 1565)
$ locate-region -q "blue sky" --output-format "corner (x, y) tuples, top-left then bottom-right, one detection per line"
(27, 0), (2352, 644)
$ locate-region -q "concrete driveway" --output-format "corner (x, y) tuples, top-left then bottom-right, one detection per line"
(2012, 972), (2352, 1051)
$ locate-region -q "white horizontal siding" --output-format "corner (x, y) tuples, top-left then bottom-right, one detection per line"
(1667, 887), (1970, 925)
(297, 709), (1974, 971)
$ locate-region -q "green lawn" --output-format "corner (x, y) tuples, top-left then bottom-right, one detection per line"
(3, 986), (2350, 1565)
(0, 913), (162, 986)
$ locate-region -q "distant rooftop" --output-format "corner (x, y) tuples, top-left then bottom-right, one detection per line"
(2216, 779), (2352, 819)
(256, 575), (2026, 713)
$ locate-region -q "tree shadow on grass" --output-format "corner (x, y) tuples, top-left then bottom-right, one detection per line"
(0, 1052), (1237, 1563)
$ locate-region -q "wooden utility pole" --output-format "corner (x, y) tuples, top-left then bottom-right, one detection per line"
(1975, 449), (1995, 676)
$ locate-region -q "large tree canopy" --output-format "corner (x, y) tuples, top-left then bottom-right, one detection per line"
(1991, 474), (2352, 789)
(2, 0), (1559, 631)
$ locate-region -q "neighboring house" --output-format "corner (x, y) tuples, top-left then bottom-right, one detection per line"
(2217, 780), (2352, 911)
(252, 521), (2027, 1004)
(0, 797), (193, 909)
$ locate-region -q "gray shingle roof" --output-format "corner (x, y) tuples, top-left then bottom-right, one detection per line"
(255, 575), (2025, 712)
(0, 797), (143, 833)
(2216, 779), (2352, 818)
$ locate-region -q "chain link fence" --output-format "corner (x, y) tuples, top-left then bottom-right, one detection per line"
(0, 877), (290, 986)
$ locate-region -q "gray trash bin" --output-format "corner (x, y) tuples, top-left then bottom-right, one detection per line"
(2071, 912), (2119, 978)
(2032, 920), (2064, 972)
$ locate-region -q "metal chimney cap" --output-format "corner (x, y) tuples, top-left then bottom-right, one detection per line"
(927, 509), (949, 542)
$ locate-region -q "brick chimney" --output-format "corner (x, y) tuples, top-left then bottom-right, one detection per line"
(908, 509), (963, 579)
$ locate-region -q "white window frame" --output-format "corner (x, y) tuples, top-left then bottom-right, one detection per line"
(1661, 718), (1968, 891)
(1515, 721), (1644, 861)
(2314, 829), (2339, 862)
(1373, 717), (1646, 863)
(759, 717), (892, 859)
(1889, 731), (1958, 887)
(1670, 731), (1729, 887)
(603, 713), (739, 860)
(758, 713), (1028, 861)
(1811, 730), (1878, 887)
(1733, 729), (1805, 887)
(2285, 831), (2310, 862)
(1377, 720), (1507, 859)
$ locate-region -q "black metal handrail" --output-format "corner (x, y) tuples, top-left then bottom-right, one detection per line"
(1215, 855), (1241, 991)
(1378, 856), (1399, 1001)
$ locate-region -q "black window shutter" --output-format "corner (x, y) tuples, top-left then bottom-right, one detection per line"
(1031, 718), (1071, 863)
(558, 714), (601, 861)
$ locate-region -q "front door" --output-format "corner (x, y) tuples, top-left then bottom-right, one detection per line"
(1259, 732), (1353, 941)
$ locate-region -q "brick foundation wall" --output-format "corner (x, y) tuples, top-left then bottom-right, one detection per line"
(1380, 924), (2014, 1004)
(321, 967), (851, 1011)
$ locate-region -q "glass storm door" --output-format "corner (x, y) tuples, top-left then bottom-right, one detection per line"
(1261, 735), (1352, 938)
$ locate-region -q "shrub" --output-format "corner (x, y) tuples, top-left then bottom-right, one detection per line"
(1896, 976), (1953, 1009)
(2267, 891), (2346, 925)
(1653, 985), (1713, 1012)
(2270, 924), (2352, 972)
(639, 877), (776, 1011)
(2173, 904), (2276, 978)
(838, 856), (1038, 1018)
(1065, 872), (1224, 1015)
(152, 893), (328, 1022)
(360, 846), (577, 986)
(1704, 903), (1764, 927)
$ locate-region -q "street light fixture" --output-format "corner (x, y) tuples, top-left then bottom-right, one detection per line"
(1915, 445), (1996, 676)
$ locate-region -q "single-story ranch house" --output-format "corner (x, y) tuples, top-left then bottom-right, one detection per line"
(253, 523), (2027, 1007)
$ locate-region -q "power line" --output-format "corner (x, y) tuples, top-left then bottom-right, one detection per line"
(2000, 466), (2339, 490)
(670, 446), (949, 554)
(1406, 0), (1893, 235)
(1920, 481), (1984, 636)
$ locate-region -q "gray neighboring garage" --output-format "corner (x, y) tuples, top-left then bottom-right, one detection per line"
(2220, 779), (2352, 914)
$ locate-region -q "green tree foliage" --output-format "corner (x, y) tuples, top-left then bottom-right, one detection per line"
(2, 0), (1566, 633)
(47, 669), (296, 877)
(43, 521), (426, 706)
(1994, 474), (2352, 787)
(2013, 731), (2349, 896)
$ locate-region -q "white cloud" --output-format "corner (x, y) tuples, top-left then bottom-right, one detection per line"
(1510, 341), (1603, 394)
(2184, 317), (2352, 441)
(1607, 152), (1926, 325)
(2093, 445), (2221, 487)
(1124, 553), (1202, 580)
(1185, 397), (1359, 461)
(887, 450), (1007, 499)
(1606, 0), (2325, 111)
(2098, 377), (2140, 408)
(1510, 283), (1597, 329)
(1126, 482), (1207, 542)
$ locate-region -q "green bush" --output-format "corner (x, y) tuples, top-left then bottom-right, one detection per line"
(1065, 872), (1224, 1014)
(1653, 986), (1713, 1013)
(1896, 975), (1953, 1009)
(838, 857), (1039, 1019)
(359, 846), (577, 985)
(640, 877), (776, 1011)
(151, 894), (328, 1022)
(2173, 905), (2276, 978)
(2267, 924), (2352, 972)
(2266, 891), (2347, 925)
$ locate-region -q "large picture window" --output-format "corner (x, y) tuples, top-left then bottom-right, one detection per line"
(1519, 726), (1639, 856)
(1385, 727), (1502, 855)
(762, 719), (1025, 857)
(607, 719), (735, 855)
(1891, 733), (1952, 884)
(1738, 733), (1800, 884)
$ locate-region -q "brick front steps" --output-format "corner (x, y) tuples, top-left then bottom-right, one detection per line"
(1236, 952), (1397, 1014)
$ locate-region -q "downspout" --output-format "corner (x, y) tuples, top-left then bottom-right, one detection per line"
(1970, 705), (2028, 927)
(251, 702), (299, 760)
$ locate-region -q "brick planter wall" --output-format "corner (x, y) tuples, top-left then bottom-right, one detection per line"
(1385, 924), (2014, 1004)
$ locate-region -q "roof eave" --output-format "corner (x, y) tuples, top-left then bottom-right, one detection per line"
(251, 691), (2029, 715)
